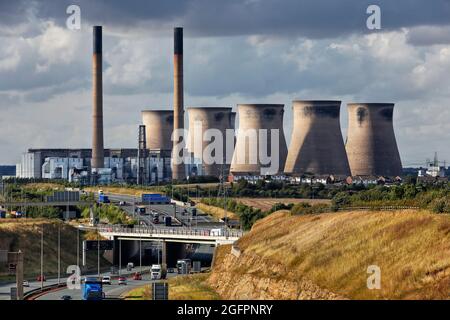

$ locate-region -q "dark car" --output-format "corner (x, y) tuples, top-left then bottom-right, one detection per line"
(36, 275), (46, 282)
(61, 295), (72, 300)
(133, 272), (142, 280)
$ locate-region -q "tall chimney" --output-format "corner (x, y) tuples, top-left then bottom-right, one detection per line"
(91, 26), (104, 170)
(171, 27), (186, 180)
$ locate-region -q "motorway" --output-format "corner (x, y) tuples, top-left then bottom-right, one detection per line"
(105, 193), (224, 229)
(36, 271), (178, 300)
(0, 266), (151, 300)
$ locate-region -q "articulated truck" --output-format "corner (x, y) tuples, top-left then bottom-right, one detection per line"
(151, 264), (167, 280)
(82, 277), (105, 300)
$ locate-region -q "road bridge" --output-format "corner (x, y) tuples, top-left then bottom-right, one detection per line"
(82, 225), (243, 245)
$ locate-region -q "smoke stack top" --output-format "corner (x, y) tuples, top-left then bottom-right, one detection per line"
(93, 26), (102, 54)
(174, 27), (183, 54)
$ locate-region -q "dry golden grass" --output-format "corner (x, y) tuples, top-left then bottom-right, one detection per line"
(168, 274), (220, 300)
(237, 209), (450, 299)
(22, 183), (64, 190)
(122, 285), (152, 300)
(84, 186), (163, 197)
(196, 203), (238, 220)
(122, 274), (219, 300)
(231, 198), (331, 211)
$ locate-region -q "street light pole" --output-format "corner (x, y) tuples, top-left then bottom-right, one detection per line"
(40, 224), (43, 290)
(57, 224), (60, 284)
(119, 239), (121, 276)
(97, 233), (100, 276)
(139, 238), (142, 274)
(76, 227), (80, 269)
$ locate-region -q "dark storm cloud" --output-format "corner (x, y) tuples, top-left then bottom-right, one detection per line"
(7, 0), (450, 39)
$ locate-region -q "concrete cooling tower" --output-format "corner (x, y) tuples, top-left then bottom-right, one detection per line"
(345, 103), (402, 176)
(141, 110), (174, 151)
(284, 101), (351, 176)
(187, 107), (234, 177)
(230, 104), (287, 175)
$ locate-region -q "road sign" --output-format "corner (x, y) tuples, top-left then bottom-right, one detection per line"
(152, 282), (168, 300)
(10, 287), (17, 300)
(84, 240), (114, 251)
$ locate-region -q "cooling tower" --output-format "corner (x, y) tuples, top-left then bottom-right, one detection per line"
(171, 27), (186, 180)
(284, 101), (351, 176)
(141, 110), (174, 151)
(346, 103), (402, 176)
(230, 104), (287, 175)
(187, 107), (233, 177)
(91, 26), (104, 169)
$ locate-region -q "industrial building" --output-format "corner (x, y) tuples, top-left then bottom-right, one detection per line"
(15, 148), (172, 185)
(345, 103), (403, 177)
(230, 104), (288, 175)
(284, 100), (351, 176)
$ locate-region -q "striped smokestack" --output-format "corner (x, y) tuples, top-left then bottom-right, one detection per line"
(171, 27), (186, 180)
(91, 26), (104, 169)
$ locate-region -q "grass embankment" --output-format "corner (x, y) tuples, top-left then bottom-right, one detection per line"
(195, 203), (238, 220)
(232, 209), (450, 299)
(230, 198), (330, 211)
(84, 186), (164, 197)
(122, 274), (220, 300)
(0, 219), (111, 280)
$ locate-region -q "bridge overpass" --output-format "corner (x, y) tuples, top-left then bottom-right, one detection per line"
(83, 225), (243, 245)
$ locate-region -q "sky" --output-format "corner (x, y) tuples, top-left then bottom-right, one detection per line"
(0, 0), (450, 167)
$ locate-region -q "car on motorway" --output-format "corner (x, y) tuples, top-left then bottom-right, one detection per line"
(36, 275), (46, 282)
(61, 295), (72, 300)
(119, 201), (126, 206)
(23, 280), (29, 287)
(102, 276), (111, 285)
(118, 276), (127, 285)
(132, 272), (142, 280)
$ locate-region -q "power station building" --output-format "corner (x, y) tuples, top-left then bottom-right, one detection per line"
(12, 25), (405, 185)
(15, 148), (172, 184)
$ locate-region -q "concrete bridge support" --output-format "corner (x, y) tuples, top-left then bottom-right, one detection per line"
(164, 241), (187, 268)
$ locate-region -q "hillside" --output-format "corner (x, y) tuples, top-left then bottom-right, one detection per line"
(208, 210), (450, 299)
(0, 219), (111, 280)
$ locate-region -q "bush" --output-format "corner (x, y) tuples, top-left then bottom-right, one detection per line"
(429, 197), (450, 214)
(291, 203), (331, 215)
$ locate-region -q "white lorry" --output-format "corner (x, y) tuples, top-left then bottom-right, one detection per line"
(151, 264), (167, 280)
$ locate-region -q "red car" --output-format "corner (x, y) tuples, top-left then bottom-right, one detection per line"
(36, 275), (46, 282)
(118, 276), (127, 285)
(133, 273), (142, 280)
